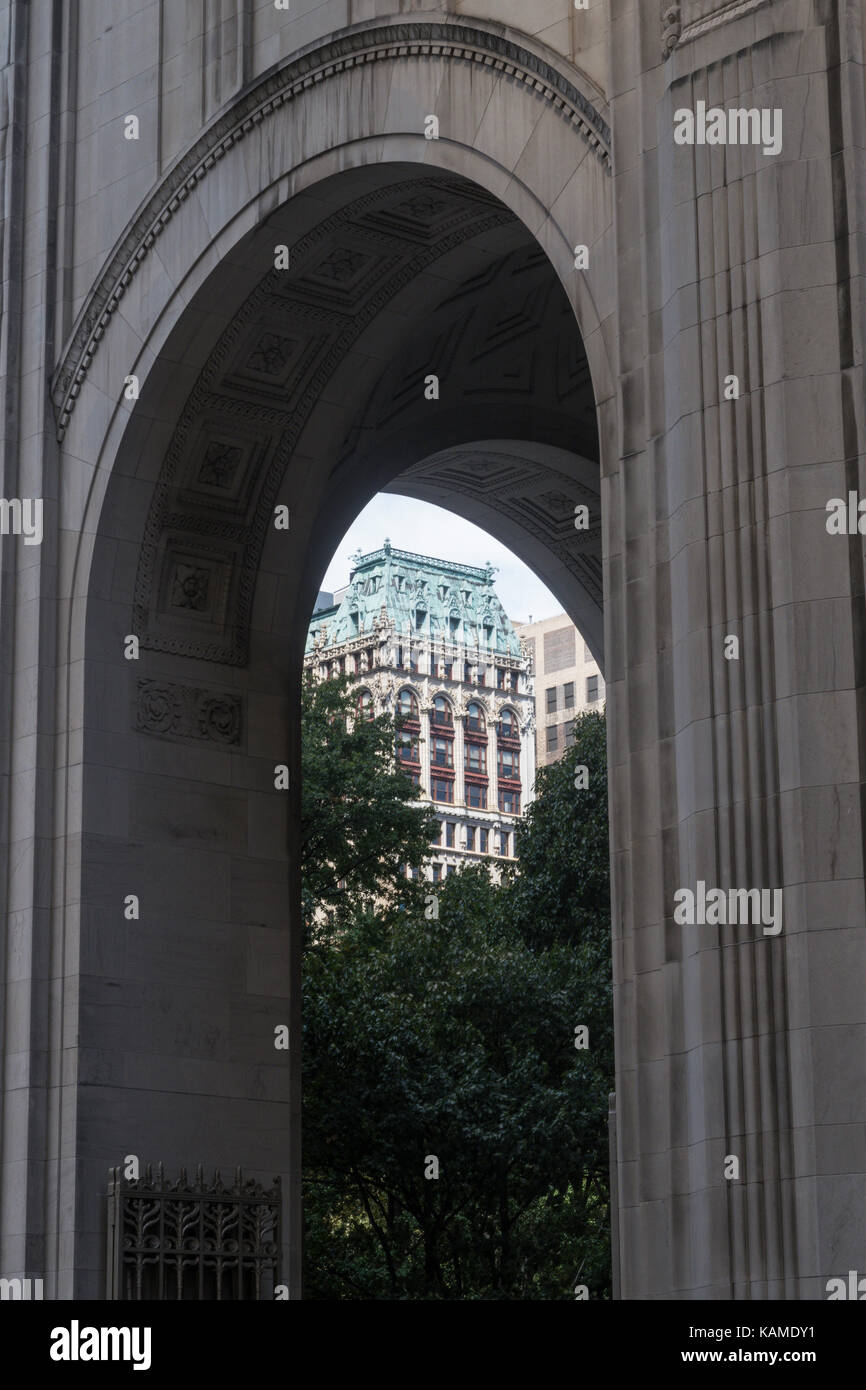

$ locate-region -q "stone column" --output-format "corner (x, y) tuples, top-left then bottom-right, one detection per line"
(419, 703), (432, 801)
(607, 0), (866, 1298)
(454, 711), (466, 808)
(489, 716), (499, 819)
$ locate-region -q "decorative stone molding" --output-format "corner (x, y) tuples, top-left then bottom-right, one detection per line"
(135, 678), (243, 746)
(51, 21), (611, 440)
(663, 0), (773, 57)
(396, 447), (603, 609)
(661, 5), (682, 59)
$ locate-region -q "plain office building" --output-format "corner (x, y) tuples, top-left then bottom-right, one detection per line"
(514, 615), (604, 769)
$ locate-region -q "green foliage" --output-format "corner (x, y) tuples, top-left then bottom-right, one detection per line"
(510, 709), (610, 950)
(300, 672), (439, 941)
(302, 698), (614, 1299)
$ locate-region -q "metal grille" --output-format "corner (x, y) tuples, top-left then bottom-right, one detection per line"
(107, 1164), (281, 1300)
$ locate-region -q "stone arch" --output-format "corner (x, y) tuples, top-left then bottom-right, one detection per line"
(396, 687), (421, 718)
(465, 699), (489, 730)
(2, 0), (861, 1311)
(49, 22), (615, 1298)
(430, 690), (458, 715)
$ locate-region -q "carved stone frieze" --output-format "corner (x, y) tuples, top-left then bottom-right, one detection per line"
(135, 678), (243, 746)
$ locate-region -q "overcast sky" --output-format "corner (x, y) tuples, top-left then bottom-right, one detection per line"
(317, 494), (563, 624)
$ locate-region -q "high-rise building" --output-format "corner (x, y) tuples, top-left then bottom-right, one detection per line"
(306, 541), (535, 879)
(513, 614), (605, 769)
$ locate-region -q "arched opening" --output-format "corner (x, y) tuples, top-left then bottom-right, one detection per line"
(301, 498), (611, 1297)
(75, 144), (611, 1297)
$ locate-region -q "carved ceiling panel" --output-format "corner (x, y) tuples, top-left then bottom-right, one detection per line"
(134, 176), (513, 665)
(389, 447), (603, 608)
(133, 173), (598, 669)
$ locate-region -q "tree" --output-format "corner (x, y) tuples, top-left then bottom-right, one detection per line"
(303, 866), (611, 1299)
(300, 672), (439, 940)
(508, 708), (610, 950)
(302, 707), (614, 1299)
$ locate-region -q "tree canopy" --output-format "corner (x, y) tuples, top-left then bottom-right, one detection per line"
(300, 670), (438, 940)
(302, 683), (613, 1299)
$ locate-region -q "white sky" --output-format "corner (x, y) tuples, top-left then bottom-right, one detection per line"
(318, 494), (563, 624)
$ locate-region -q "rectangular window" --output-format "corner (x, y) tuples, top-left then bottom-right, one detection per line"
(546, 687), (557, 714)
(446, 864), (456, 877)
(586, 674), (599, 703)
(397, 731), (419, 762)
(546, 726), (559, 752)
(446, 823), (455, 848)
(499, 832), (509, 857)
(466, 783), (487, 809)
(565, 720), (576, 747)
(499, 790), (520, 815)
(479, 828), (489, 853)
(564, 682), (575, 708)
(499, 749), (519, 779)
(432, 864), (442, 883)
(442, 661), (453, 680)
(465, 826), (476, 851)
(432, 777), (454, 804)
(584, 641), (593, 662)
(465, 743), (487, 774)
(432, 738), (454, 768)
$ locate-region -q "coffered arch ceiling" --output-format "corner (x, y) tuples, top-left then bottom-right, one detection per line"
(130, 166), (602, 671)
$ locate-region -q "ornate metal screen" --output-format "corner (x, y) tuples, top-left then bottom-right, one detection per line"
(106, 1164), (281, 1300)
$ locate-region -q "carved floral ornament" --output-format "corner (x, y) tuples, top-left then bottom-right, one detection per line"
(51, 21), (610, 441)
(136, 679), (242, 747)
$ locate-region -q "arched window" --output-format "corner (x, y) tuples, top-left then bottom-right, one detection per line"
(398, 688), (419, 721)
(499, 708), (518, 739)
(357, 689), (374, 721)
(466, 701), (486, 734)
(431, 695), (453, 728)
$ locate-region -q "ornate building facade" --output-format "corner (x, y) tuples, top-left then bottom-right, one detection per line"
(305, 543), (535, 879)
